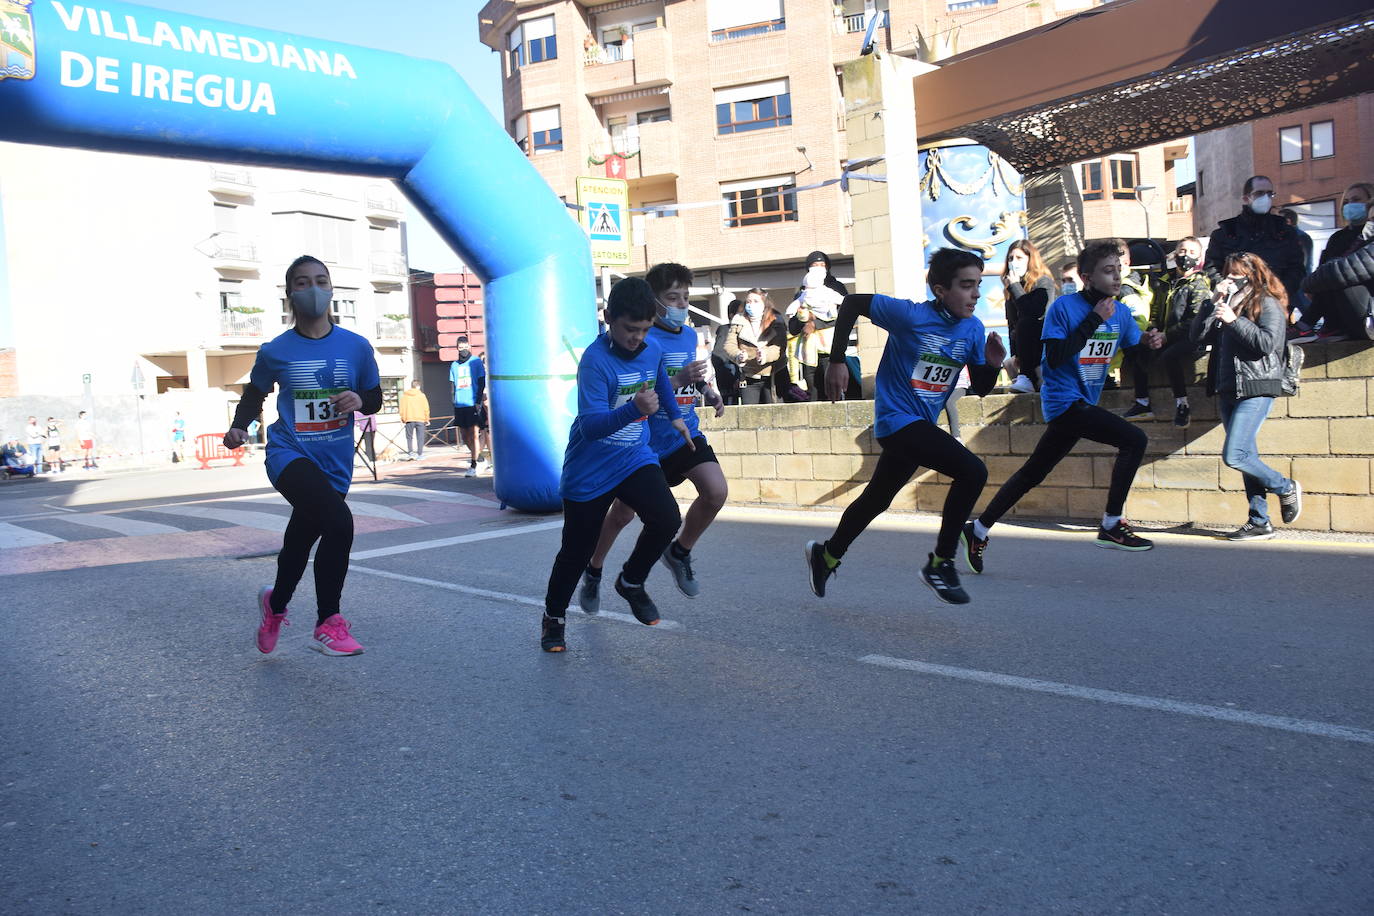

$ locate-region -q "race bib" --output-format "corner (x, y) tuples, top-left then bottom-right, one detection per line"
(1079, 332), (1118, 367)
(674, 384), (701, 408)
(455, 376), (471, 389)
(910, 354), (959, 393)
(293, 387), (349, 434)
(614, 379), (652, 421)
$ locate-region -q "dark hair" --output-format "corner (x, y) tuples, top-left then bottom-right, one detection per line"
(285, 254), (328, 287)
(726, 299), (744, 319)
(457, 335), (469, 344)
(1223, 252), (1289, 318)
(606, 277), (658, 323)
(645, 262), (692, 294)
(1077, 240), (1122, 279)
(1242, 175), (1272, 197)
(927, 247), (984, 292)
(1060, 261), (1078, 274)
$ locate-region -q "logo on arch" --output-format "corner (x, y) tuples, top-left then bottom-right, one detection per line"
(0, 0), (35, 82)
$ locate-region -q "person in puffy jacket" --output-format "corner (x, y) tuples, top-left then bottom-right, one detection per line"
(1300, 186), (1374, 342)
(1190, 252), (1303, 541)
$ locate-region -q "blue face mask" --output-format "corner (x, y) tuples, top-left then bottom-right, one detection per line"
(1344, 202), (1368, 224)
(744, 302), (760, 318)
(1061, 281), (1078, 295)
(659, 304), (689, 330)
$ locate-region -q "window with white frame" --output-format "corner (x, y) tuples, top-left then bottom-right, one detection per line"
(1279, 125), (1303, 163)
(708, 0), (785, 41)
(715, 79), (792, 134)
(721, 174), (797, 227)
(1311, 120), (1334, 159)
(529, 106), (562, 154)
(1286, 200), (1337, 232)
(508, 16), (557, 73)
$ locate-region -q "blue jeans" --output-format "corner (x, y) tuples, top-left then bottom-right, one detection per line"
(1218, 395), (1291, 524)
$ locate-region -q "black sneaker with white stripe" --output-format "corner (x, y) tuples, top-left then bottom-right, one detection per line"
(920, 553), (970, 605)
(1279, 480), (1302, 525)
(614, 575), (660, 626)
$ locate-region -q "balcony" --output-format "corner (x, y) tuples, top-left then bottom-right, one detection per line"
(219, 310), (264, 338)
(370, 253), (407, 289)
(584, 28), (672, 98)
(364, 186), (404, 221)
(208, 165), (255, 197)
(207, 233), (259, 270)
(375, 316), (410, 346)
(842, 10), (889, 33)
(710, 18), (785, 43)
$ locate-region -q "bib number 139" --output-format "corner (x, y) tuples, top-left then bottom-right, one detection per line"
(910, 355), (958, 393)
(294, 388), (348, 434)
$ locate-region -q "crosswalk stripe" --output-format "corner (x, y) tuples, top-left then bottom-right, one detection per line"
(342, 500), (424, 523)
(351, 484), (496, 507)
(57, 513), (184, 536)
(144, 505), (290, 533)
(0, 522), (67, 549)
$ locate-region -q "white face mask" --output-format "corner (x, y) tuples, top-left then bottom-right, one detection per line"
(1008, 260), (1028, 280)
(1248, 193), (1273, 216)
(805, 266), (827, 289)
(289, 285), (332, 319)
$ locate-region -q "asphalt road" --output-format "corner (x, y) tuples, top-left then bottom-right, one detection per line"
(2, 471), (1371, 914)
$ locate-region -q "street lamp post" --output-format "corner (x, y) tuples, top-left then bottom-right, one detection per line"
(1134, 184), (1157, 243)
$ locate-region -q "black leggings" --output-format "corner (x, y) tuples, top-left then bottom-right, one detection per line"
(979, 400), (1147, 525)
(827, 420), (988, 561)
(544, 463), (682, 615)
(270, 458), (355, 623)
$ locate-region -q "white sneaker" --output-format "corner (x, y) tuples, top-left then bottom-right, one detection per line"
(463, 466), (476, 478)
(1008, 374), (1036, 394)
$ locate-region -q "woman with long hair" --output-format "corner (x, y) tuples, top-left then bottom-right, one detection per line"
(723, 288), (786, 404)
(1190, 252), (1302, 540)
(1001, 239), (1056, 393)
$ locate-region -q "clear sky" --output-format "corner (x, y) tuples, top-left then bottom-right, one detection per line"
(149, 0), (506, 272)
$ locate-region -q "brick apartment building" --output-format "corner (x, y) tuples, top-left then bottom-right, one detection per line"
(477, 0), (1189, 317)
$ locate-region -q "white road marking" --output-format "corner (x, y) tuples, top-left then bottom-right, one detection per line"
(339, 500), (424, 524)
(861, 655), (1374, 746)
(58, 514), (182, 536)
(351, 484), (497, 508)
(349, 565), (683, 630)
(0, 522), (66, 549)
(349, 520), (562, 559)
(144, 505), (289, 533)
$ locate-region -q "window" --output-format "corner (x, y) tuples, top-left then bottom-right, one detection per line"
(507, 26), (523, 71)
(637, 108), (671, 124)
(511, 113), (527, 152)
(331, 292), (357, 328)
(1080, 160), (1103, 201)
(274, 212), (354, 266)
(213, 202), (237, 232)
(948, 0), (997, 9)
(529, 106), (562, 154)
(1286, 200), (1337, 232)
(1109, 154), (1138, 199)
(379, 377), (404, 414)
(1311, 120), (1334, 159)
(708, 0), (785, 41)
(1279, 125), (1303, 163)
(715, 79), (791, 134)
(722, 175), (797, 227)
(507, 16), (557, 72)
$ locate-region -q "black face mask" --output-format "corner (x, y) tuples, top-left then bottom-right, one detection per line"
(1175, 254), (1198, 272)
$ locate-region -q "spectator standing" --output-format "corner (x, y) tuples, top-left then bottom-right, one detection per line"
(723, 289), (785, 405)
(1204, 175), (1305, 305)
(171, 412), (186, 463)
(1190, 252), (1303, 540)
(1002, 240), (1056, 393)
(25, 416), (45, 473)
(788, 251), (849, 399)
(44, 417), (64, 473)
(448, 334), (487, 477)
(1123, 237), (1212, 427)
(710, 299), (744, 406)
(1298, 182), (1374, 342)
(1059, 261), (1082, 296)
(356, 411), (377, 463)
(1279, 208), (1314, 272)
(76, 410), (96, 469)
(400, 378), (430, 459)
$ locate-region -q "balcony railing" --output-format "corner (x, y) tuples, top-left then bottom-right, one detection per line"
(209, 234), (259, 263)
(376, 316), (410, 341)
(1167, 198), (1193, 214)
(365, 190), (403, 219)
(370, 253), (407, 277)
(710, 18), (785, 42)
(584, 41), (631, 66)
(208, 166), (254, 195)
(843, 10), (889, 33)
(219, 311), (264, 337)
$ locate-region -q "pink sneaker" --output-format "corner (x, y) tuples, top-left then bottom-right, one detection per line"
(256, 586), (289, 654)
(311, 614), (365, 656)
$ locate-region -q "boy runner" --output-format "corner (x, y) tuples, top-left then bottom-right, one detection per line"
(541, 278), (694, 652)
(448, 335), (486, 477)
(579, 263), (727, 610)
(804, 248), (1005, 605)
(961, 240), (1165, 567)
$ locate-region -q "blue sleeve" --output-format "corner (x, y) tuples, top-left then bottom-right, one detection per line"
(249, 345), (275, 392)
(1120, 312), (1142, 348)
(868, 294), (899, 332)
(448, 363), (457, 384)
(357, 339), (381, 390)
(966, 321), (988, 366)
(655, 364), (681, 421)
(1041, 299), (1072, 341)
(576, 358), (643, 441)
(474, 358), (487, 400)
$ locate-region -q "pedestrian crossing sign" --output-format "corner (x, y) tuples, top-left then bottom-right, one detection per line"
(576, 176), (630, 266)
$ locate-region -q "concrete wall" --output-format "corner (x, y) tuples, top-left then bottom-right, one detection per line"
(682, 342), (1374, 535)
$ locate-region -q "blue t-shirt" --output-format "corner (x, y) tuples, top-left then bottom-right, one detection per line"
(249, 326), (380, 494)
(561, 332), (680, 502)
(869, 295), (987, 439)
(646, 323), (705, 458)
(1039, 292), (1142, 421)
(449, 356), (485, 408)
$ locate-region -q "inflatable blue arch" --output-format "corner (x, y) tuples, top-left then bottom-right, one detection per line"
(0, 0), (595, 512)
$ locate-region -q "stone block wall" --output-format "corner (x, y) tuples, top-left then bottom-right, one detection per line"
(686, 342), (1374, 534)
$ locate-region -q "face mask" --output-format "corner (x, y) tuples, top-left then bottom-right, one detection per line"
(1175, 254), (1198, 272)
(1061, 281), (1077, 295)
(458, 347), (470, 358)
(805, 266), (826, 288)
(744, 302), (760, 318)
(1248, 193), (1273, 216)
(1008, 260), (1027, 280)
(1344, 202), (1368, 223)
(289, 285), (332, 319)
(659, 304), (689, 330)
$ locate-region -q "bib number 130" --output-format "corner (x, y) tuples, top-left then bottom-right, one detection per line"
(294, 388), (348, 434)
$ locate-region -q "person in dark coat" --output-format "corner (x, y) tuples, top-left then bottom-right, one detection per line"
(1205, 175), (1305, 306)
(1298, 182), (1374, 341)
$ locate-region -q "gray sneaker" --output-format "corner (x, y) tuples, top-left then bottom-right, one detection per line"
(578, 570), (601, 614)
(659, 544), (700, 598)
